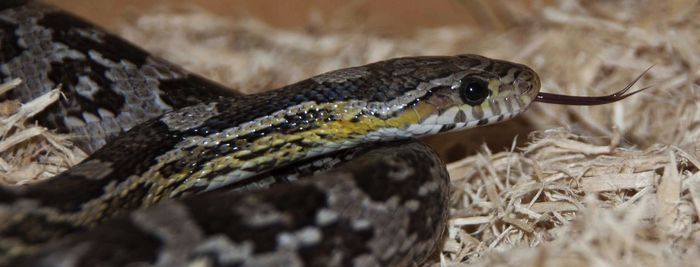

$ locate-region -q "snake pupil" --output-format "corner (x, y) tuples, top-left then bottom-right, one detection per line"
(459, 79), (490, 105)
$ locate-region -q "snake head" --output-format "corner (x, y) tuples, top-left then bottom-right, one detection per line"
(396, 55), (542, 134)
(393, 54), (648, 136)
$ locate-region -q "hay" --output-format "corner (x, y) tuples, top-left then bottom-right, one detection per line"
(2, 0), (700, 266)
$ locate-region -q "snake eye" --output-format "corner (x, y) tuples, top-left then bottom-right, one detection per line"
(459, 79), (491, 106)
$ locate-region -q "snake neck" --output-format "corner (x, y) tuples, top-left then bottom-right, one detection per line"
(156, 99), (434, 197)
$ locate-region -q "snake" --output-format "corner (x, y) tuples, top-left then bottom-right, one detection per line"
(0, 1), (647, 266)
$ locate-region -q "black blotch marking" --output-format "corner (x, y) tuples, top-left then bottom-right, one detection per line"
(297, 217), (374, 266)
(349, 146), (432, 203)
(185, 183), (329, 254)
(38, 12), (148, 66)
(477, 118), (488, 126)
(157, 77), (239, 109)
(44, 57), (125, 118)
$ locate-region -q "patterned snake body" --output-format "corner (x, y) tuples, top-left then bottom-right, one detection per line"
(0, 1), (545, 266)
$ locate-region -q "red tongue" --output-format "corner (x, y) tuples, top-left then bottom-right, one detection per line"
(534, 66), (653, 106)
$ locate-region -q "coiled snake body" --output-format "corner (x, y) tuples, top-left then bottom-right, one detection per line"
(0, 1), (644, 266)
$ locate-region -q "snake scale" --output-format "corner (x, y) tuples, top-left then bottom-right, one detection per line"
(0, 1), (646, 266)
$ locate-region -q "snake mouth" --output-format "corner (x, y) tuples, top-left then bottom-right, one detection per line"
(401, 108), (522, 136)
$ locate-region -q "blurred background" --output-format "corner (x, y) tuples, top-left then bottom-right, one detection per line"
(45, 0), (548, 35)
